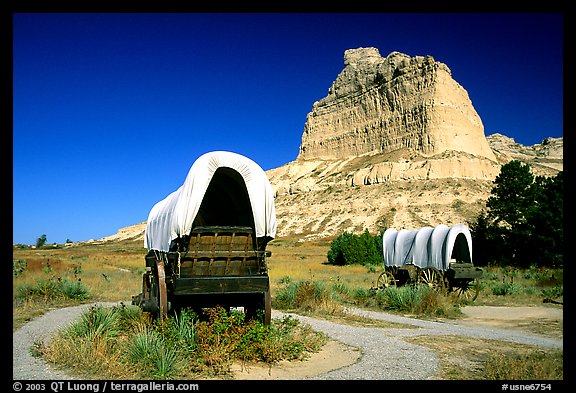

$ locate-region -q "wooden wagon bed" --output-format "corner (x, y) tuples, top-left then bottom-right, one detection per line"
(136, 225), (272, 324)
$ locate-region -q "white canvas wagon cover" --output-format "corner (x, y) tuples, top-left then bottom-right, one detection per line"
(144, 151), (277, 252)
(382, 223), (473, 270)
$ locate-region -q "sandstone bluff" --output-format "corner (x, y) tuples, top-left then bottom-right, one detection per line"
(298, 48), (496, 162)
(95, 48), (562, 244)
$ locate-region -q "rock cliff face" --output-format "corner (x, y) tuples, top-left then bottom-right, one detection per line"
(96, 48), (562, 244)
(298, 48), (497, 162)
(268, 133), (562, 241)
(487, 133), (563, 175)
(264, 48), (562, 240)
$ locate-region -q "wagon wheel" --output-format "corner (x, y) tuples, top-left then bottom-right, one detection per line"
(377, 270), (397, 289)
(152, 260), (168, 321)
(451, 278), (480, 301)
(417, 268), (446, 292)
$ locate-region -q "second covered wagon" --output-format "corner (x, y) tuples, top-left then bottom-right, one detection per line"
(377, 223), (483, 300)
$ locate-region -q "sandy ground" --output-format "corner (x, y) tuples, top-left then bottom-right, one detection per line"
(224, 305), (563, 380)
(456, 305), (563, 327)
(228, 339), (362, 380)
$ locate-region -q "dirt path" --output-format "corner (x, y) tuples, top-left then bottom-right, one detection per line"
(226, 305), (564, 380)
(12, 303), (563, 380)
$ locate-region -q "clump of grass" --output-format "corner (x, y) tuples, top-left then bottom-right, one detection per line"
(13, 259), (27, 276)
(39, 305), (135, 379)
(38, 304), (326, 380)
(14, 277), (90, 303)
(60, 279), (91, 300)
(369, 284), (459, 317)
(67, 305), (122, 341)
(123, 325), (183, 379)
(491, 281), (525, 296)
(273, 278), (347, 316)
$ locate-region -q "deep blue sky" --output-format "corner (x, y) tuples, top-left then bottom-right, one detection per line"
(12, 12), (564, 245)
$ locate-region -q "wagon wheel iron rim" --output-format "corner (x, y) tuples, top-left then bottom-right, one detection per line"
(417, 268), (446, 292)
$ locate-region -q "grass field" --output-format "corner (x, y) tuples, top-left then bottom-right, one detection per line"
(13, 236), (563, 380)
(13, 236), (564, 327)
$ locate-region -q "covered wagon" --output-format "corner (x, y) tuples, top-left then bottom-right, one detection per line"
(132, 151), (277, 323)
(377, 223), (483, 300)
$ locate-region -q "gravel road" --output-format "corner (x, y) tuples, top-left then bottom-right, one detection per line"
(13, 302), (563, 380)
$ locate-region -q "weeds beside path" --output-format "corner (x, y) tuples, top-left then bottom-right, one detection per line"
(13, 302), (121, 380)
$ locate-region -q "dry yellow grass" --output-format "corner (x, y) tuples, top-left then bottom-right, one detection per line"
(13, 235), (382, 330)
(13, 240), (146, 304)
(266, 237), (382, 294)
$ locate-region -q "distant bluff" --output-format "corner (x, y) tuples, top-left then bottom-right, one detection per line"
(298, 48), (497, 162)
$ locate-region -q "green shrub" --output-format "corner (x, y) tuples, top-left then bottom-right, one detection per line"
(541, 285), (563, 300)
(327, 231), (355, 265)
(491, 281), (524, 296)
(327, 229), (383, 266)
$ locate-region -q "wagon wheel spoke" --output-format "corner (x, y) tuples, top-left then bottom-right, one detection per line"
(452, 278), (480, 301)
(377, 270), (397, 289)
(417, 268), (446, 292)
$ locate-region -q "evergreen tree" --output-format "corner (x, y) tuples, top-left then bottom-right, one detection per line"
(471, 160), (563, 267)
(526, 172), (563, 266)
